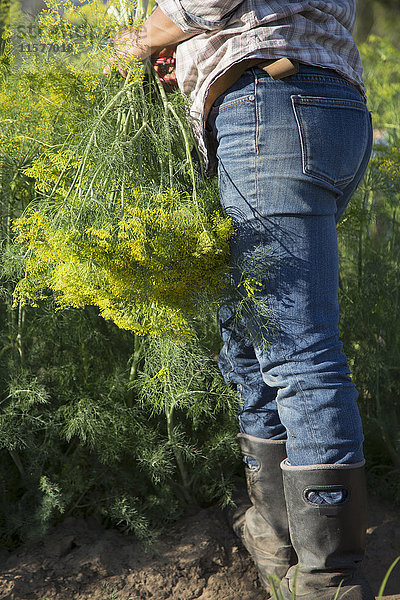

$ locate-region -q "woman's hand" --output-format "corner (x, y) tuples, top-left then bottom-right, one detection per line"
(104, 33), (178, 88)
(103, 35), (178, 88)
(103, 28), (147, 77)
(103, 7), (193, 78)
(152, 45), (178, 87)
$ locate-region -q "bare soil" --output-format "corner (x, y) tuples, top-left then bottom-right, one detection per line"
(0, 494), (399, 600)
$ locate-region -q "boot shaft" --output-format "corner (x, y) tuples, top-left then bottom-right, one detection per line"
(280, 460), (374, 598)
(238, 433), (289, 540)
(281, 460), (367, 574)
(236, 434), (296, 588)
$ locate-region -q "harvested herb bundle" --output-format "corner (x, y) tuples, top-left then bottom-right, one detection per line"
(7, 0), (239, 341)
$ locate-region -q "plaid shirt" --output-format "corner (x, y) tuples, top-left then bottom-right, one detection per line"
(156, 0), (366, 174)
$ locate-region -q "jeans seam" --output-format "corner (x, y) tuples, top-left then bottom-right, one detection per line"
(254, 69), (260, 155)
(222, 344), (235, 382)
(254, 71), (263, 215)
(293, 375), (324, 464)
(291, 95), (308, 183)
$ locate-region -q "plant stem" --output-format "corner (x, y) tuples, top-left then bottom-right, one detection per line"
(166, 102), (197, 203)
(63, 79), (139, 208)
(9, 449), (25, 479)
(15, 301), (25, 365)
(165, 404), (192, 503)
(129, 333), (144, 384)
(149, 64), (173, 188)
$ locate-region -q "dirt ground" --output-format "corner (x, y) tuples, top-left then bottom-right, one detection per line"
(0, 493), (399, 600)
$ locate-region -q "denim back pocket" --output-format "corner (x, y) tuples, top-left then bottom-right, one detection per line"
(291, 95), (370, 187)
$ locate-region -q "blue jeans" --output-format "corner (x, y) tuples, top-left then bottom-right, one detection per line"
(207, 63), (373, 466)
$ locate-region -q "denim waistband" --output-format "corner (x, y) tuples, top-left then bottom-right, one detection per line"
(251, 61), (365, 101)
(253, 61), (345, 79)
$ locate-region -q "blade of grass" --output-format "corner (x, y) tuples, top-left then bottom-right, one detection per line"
(269, 575), (284, 600)
(333, 580), (343, 600)
(377, 556), (400, 599)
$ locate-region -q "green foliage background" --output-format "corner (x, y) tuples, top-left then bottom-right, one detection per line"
(0, 0), (244, 547)
(337, 35), (400, 502)
(0, 2), (399, 548)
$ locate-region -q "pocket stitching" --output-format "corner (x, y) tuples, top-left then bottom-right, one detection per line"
(292, 95), (366, 110)
(211, 94), (255, 113)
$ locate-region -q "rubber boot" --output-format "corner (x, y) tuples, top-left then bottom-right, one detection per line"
(233, 433), (296, 592)
(279, 460), (375, 599)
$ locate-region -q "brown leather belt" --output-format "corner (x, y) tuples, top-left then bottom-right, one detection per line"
(205, 57), (299, 121)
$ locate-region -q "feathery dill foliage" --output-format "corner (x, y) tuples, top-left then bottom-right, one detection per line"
(0, 0), (246, 546)
(5, 0), (238, 342)
(134, 336), (239, 498)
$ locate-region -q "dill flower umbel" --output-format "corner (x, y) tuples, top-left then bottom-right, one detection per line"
(13, 188), (235, 341)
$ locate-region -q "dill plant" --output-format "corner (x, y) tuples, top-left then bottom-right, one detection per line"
(0, 0), (247, 545)
(5, 0), (238, 343)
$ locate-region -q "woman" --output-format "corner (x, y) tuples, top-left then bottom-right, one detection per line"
(106, 2), (374, 598)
